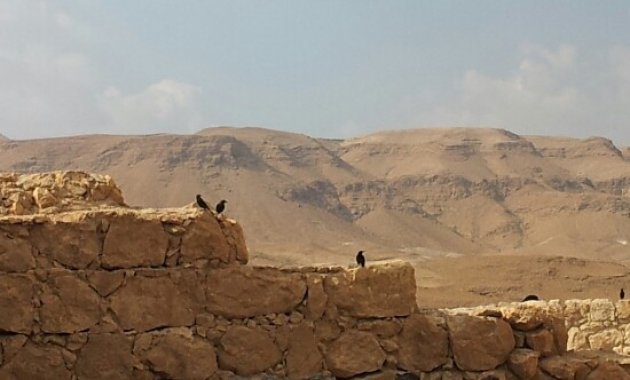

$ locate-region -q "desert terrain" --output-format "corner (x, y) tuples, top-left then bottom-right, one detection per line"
(1, 126), (629, 308)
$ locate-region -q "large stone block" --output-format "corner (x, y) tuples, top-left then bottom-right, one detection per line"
(31, 218), (101, 269)
(206, 267), (306, 318)
(0, 274), (33, 333)
(397, 314), (449, 372)
(180, 213), (231, 263)
(539, 356), (591, 380)
(507, 348), (539, 380)
(324, 261), (417, 318)
(325, 330), (386, 378)
(109, 273), (196, 331)
(75, 333), (135, 380)
(0, 342), (72, 380)
(286, 323), (323, 380)
(218, 326), (282, 376)
(0, 226), (34, 272)
(448, 315), (515, 371)
(102, 214), (169, 268)
(40, 273), (102, 333)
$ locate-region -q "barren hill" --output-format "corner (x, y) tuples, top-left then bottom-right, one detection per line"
(1, 126), (630, 305)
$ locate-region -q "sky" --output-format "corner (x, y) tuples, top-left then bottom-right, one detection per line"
(1, 1), (630, 145)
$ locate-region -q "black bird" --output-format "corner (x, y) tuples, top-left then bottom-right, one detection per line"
(621, 288), (625, 300)
(215, 199), (227, 214)
(522, 294), (540, 302)
(196, 194), (209, 210)
(356, 250), (365, 268)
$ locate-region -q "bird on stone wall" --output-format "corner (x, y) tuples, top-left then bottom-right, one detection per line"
(621, 288), (625, 300)
(356, 250), (366, 268)
(196, 194), (210, 210)
(215, 199), (227, 215)
(521, 294), (540, 302)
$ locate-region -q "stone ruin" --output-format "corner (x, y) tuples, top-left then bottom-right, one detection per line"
(1, 171), (630, 379)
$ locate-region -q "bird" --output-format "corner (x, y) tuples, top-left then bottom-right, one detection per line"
(356, 250), (365, 268)
(215, 199), (227, 214)
(521, 294), (540, 302)
(196, 194), (209, 210)
(621, 288), (625, 300)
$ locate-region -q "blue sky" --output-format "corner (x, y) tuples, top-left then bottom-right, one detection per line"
(2, 1), (630, 144)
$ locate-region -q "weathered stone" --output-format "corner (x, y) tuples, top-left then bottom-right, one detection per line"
(286, 323), (323, 380)
(357, 319), (402, 338)
(75, 334), (135, 380)
(109, 274), (195, 331)
(585, 361), (630, 380)
(102, 215), (168, 268)
(539, 356), (591, 380)
(448, 315), (515, 371)
(325, 330), (386, 378)
(87, 270), (125, 297)
(206, 267), (306, 318)
(547, 317), (568, 355)
(0, 334), (28, 362)
(589, 299), (615, 323)
(306, 274), (327, 320)
(31, 219), (101, 269)
(616, 300), (630, 323)
(397, 314), (448, 371)
(324, 261), (416, 318)
(181, 213), (232, 263)
(0, 343), (72, 380)
(525, 328), (557, 357)
(0, 228), (34, 272)
(315, 319), (342, 342)
(498, 302), (559, 331)
(0, 274), (33, 333)
(40, 274), (102, 333)
(143, 330), (218, 380)
(588, 329), (623, 351)
(507, 349), (539, 380)
(218, 326), (282, 376)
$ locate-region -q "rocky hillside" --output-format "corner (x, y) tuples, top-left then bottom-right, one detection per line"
(0, 127), (629, 265)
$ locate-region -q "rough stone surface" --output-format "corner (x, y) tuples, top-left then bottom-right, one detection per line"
(75, 334), (135, 380)
(31, 220), (101, 269)
(181, 213), (231, 263)
(325, 330), (386, 378)
(206, 267), (306, 318)
(539, 356), (592, 380)
(0, 227), (34, 272)
(0, 274), (33, 333)
(306, 274), (328, 320)
(0, 343), (72, 380)
(286, 323), (323, 380)
(507, 349), (539, 380)
(525, 328), (557, 357)
(586, 361), (630, 380)
(102, 215), (168, 268)
(87, 270), (125, 297)
(324, 260), (416, 318)
(397, 314), (449, 371)
(448, 315), (515, 371)
(218, 326), (282, 376)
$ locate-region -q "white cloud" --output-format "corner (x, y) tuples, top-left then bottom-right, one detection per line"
(99, 80), (204, 134)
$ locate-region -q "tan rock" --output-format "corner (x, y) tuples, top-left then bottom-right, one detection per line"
(31, 220), (101, 269)
(325, 330), (386, 378)
(525, 328), (557, 357)
(286, 323), (323, 380)
(397, 314), (448, 371)
(315, 319), (342, 342)
(109, 274), (195, 331)
(181, 213), (231, 263)
(357, 319), (402, 338)
(0, 334), (28, 362)
(588, 299), (615, 323)
(0, 274), (34, 333)
(40, 274), (102, 333)
(143, 330), (218, 380)
(75, 334), (135, 380)
(0, 228), (34, 272)
(217, 217), (249, 264)
(588, 329), (623, 351)
(585, 361), (630, 380)
(306, 274), (328, 320)
(539, 356), (591, 380)
(324, 261), (417, 318)
(102, 214), (168, 268)
(218, 326), (282, 376)
(0, 342), (72, 380)
(87, 270), (125, 297)
(507, 349), (539, 380)
(448, 315), (515, 371)
(206, 267), (306, 318)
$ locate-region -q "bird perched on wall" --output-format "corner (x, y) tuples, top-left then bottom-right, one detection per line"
(356, 250), (365, 268)
(521, 294), (540, 302)
(621, 288), (625, 300)
(196, 194), (209, 210)
(215, 199), (227, 215)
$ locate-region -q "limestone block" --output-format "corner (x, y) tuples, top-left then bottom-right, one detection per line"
(585, 361), (630, 380)
(564, 300), (590, 326)
(525, 328), (557, 357)
(507, 348), (539, 380)
(615, 300), (630, 323)
(539, 356), (591, 380)
(499, 303), (550, 331)
(325, 330), (386, 378)
(588, 328), (623, 351)
(206, 267), (306, 318)
(286, 323), (323, 380)
(143, 330), (218, 380)
(102, 215), (168, 268)
(588, 299), (615, 323)
(180, 213), (231, 263)
(448, 315), (515, 371)
(109, 274), (196, 331)
(40, 273), (102, 333)
(0, 274), (34, 333)
(218, 326), (282, 376)
(324, 261), (417, 318)
(397, 314), (448, 372)
(75, 334), (135, 380)
(31, 219), (101, 269)
(567, 326), (590, 351)
(0, 227), (34, 272)
(306, 274), (327, 320)
(0, 343), (71, 380)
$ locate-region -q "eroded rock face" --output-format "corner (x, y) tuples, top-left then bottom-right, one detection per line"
(206, 267), (306, 318)
(218, 326), (282, 376)
(75, 334), (135, 380)
(102, 215), (168, 268)
(286, 323), (323, 380)
(0, 274), (34, 333)
(448, 315), (515, 371)
(507, 348), (539, 380)
(0, 343), (72, 380)
(324, 261), (416, 318)
(325, 330), (386, 378)
(181, 213), (231, 263)
(397, 314), (449, 371)
(31, 220), (101, 269)
(0, 227), (34, 272)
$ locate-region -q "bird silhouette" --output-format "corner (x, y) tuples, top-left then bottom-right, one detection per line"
(196, 194), (209, 210)
(521, 294), (540, 302)
(621, 288), (625, 300)
(215, 199), (227, 214)
(356, 250), (365, 268)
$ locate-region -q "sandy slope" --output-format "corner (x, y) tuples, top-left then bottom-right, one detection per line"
(1, 126), (629, 307)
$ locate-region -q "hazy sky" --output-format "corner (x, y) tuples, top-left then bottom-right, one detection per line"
(2, 1), (630, 144)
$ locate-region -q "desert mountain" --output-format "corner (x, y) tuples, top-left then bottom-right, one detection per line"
(0, 127), (629, 270)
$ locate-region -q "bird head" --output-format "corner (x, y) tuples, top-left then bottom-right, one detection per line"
(357, 250), (364, 255)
